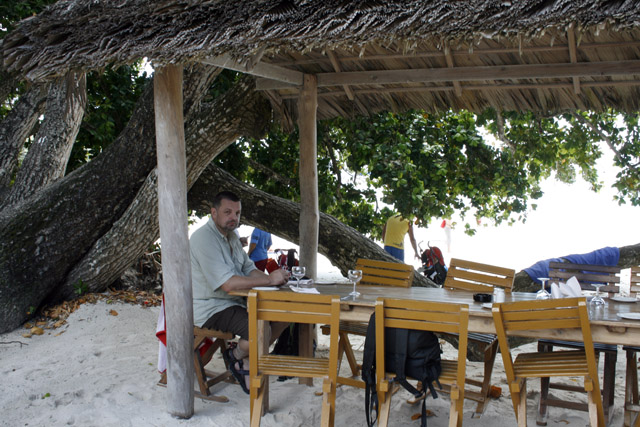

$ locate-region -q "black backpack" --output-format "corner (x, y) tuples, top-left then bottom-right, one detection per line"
(362, 313), (442, 427)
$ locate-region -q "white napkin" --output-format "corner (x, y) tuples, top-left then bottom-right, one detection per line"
(550, 282), (562, 299)
(287, 279), (313, 286)
(290, 286), (320, 294)
(564, 276), (582, 297)
(550, 276), (582, 298)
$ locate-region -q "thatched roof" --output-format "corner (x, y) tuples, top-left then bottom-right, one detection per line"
(4, 0), (640, 118)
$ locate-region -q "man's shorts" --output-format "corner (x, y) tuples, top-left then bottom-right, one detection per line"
(202, 305), (249, 340)
(384, 245), (405, 262)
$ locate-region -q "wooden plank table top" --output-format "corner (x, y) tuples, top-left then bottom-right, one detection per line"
(234, 282), (640, 346)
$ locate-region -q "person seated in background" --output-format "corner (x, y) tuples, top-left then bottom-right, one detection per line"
(247, 227), (273, 271)
(190, 191), (289, 394)
(382, 213), (420, 263)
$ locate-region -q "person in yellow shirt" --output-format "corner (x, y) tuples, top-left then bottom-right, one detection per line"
(382, 213), (420, 262)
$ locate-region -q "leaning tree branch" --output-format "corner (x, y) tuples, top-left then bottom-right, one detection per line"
(570, 111), (631, 169)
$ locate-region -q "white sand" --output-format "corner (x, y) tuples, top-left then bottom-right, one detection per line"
(0, 298), (629, 427)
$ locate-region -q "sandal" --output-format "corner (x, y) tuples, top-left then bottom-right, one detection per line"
(223, 347), (250, 394)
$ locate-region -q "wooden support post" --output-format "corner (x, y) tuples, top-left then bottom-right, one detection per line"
(297, 74), (319, 280)
(154, 65), (194, 418)
(298, 74), (318, 388)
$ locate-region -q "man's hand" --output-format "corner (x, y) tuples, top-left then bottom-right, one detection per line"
(268, 268), (290, 286)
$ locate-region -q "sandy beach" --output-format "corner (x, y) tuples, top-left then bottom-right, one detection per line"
(0, 293), (630, 427)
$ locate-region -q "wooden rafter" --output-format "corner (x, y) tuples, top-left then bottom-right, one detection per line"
(568, 27), (581, 94)
(444, 40), (462, 97)
(202, 54), (303, 85)
(276, 79), (640, 100)
(326, 50), (368, 115)
(273, 40), (640, 67)
(256, 60), (640, 90)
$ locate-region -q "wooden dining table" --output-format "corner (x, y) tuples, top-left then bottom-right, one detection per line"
(235, 281), (640, 349)
(313, 282), (640, 346)
(232, 282), (640, 413)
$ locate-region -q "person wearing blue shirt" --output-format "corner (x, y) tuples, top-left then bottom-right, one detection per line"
(247, 228), (273, 271)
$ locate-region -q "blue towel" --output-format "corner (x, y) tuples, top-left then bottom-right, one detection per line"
(523, 246), (620, 284)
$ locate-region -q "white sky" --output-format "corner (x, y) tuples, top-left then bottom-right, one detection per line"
(412, 147), (638, 272)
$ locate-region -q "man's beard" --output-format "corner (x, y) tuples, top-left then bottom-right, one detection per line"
(220, 220), (237, 234)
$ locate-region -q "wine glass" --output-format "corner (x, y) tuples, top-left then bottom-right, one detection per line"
(536, 277), (551, 300)
(348, 269), (363, 298)
(590, 283), (606, 307)
(291, 266), (305, 289)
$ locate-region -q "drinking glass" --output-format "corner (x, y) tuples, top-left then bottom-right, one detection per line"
(291, 266), (305, 289)
(536, 277), (551, 300)
(590, 283), (606, 307)
(348, 269), (362, 298)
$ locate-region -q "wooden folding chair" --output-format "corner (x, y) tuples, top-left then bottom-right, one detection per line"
(440, 257), (515, 415)
(374, 298), (469, 427)
(248, 290), (341, 427)
(538, 262), (621, 424)
(623, 266), (640, 427)
(158, 326), (234, 402)
(493, 298), (605, 427)
(320, 258), (414, 388)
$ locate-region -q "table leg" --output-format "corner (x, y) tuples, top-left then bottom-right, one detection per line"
(298, 323), (314, 386)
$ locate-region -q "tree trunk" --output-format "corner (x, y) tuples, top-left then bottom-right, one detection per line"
(6, 72), (87, 206)
(0, 83), (48, 192)
(0, 66), (237, 333)
(53, 73), (270, 302)
(187, 164), (435, 287)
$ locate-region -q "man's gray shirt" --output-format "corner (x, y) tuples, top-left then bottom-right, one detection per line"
(190, 217), (256, 327)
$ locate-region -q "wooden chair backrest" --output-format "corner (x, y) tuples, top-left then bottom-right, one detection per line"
(248, 290), (341, 327)
(630, 266), (640, 296)
(548, 261), (621, 294)
(375, 297), (469, 395)
(491, 298), (598, 385)
(356, 258), (414, 288)
(443, 258), (515, 293)
(247, 290), (341, 373)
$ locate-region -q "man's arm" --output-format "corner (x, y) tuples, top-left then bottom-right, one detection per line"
(220, 268), (289, 293)
(407, 222), (420, 259)
(247, 242), (256, 256)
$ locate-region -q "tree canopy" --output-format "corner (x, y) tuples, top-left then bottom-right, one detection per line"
(218, 105), (639, 239)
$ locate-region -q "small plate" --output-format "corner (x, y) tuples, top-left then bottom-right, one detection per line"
(481, 303), (493, 309)
(252, 286), (279, 291)
(611, 296), (638, 303)
(617, 312), (640, 320)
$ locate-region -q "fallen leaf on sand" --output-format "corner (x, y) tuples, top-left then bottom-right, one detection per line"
(30, 327), (44, 335)
(411, 410), (434, 420)
(109, 310), (118, 316)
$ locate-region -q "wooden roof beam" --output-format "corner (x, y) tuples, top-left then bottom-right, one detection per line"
(273, 40), (640, 66)
(568, 27), (581, 95)
(255, 60), (640, 90)
(274, 79), (640, 99)
(202, 54), (304, 85)
(326, 50), (368, 115)
(444, 41), (462, 97)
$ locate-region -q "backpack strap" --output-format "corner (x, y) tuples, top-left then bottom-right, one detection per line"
(362, 313), (378, 427)
(393, 328), (424, 399)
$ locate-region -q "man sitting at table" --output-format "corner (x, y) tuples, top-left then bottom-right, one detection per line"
(190, 190), (290, 394)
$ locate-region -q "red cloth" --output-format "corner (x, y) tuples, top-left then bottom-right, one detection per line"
(254, 259), (268, 271)
(156, 295), (213, 373)
(265, 259), (280, 273)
